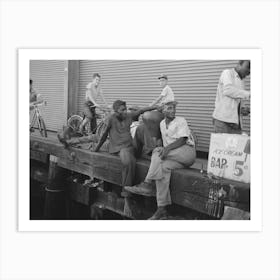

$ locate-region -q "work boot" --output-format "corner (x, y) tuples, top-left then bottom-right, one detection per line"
(124, 181), (156, 197)
(148, 206), (168, 220)
(57, 134), (69, 148)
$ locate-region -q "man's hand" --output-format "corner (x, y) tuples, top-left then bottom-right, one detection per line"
(158, 147), (169, 160)
(155, 138), (163, 147)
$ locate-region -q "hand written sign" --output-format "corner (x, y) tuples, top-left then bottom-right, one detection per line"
(207, 134), (250, 183)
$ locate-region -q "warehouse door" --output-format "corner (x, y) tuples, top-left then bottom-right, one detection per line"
(30, 60), (67, 132)
(78, 60), (250, 152)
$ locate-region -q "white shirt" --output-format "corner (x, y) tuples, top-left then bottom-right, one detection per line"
(85, 82), (107, 106)
(212, 68), (250, 124)
(160, 116), (194, 147)
(159, 85), (175, 105)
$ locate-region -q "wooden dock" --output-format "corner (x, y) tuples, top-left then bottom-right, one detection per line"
(30, 132), (250, 220)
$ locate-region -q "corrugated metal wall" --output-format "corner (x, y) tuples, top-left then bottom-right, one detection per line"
(78, 60), (250, 152)
(30, 60), (67, 131)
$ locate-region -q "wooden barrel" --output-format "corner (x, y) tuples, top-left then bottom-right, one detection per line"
(142, 111), (164, 138)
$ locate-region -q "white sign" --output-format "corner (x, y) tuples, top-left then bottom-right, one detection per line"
(207, 133), (250, 183)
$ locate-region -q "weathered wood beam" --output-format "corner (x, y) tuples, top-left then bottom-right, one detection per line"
(67, 60), (80, 117)
(30, 150), (49, 164)
(221, 206), (250, 220)
(30, 135), (250, 217)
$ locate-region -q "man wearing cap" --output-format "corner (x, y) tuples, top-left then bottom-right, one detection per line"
(150, 74), (175, 107)
(133, 74), (175, 158)
(212, 60), (251, 134)
(125, 101), (196, 220)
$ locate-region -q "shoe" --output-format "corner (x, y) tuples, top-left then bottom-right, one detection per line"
(124, 182), (156, 197)
(57, 134), (69, 148)
(148, 207), (168, 220)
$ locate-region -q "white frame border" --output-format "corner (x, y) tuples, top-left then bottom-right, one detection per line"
(19, 48), (262, 232)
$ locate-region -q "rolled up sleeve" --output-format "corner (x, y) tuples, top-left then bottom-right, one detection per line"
(222, 70), (250, 99)
(174, 118), (190, 138)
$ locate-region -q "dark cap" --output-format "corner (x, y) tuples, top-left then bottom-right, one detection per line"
(158, 74), (168, 80)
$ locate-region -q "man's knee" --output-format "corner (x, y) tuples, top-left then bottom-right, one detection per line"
(161, 160), (181, 172)
(161, 161), (171, 172)
(120, 148), (136, 166)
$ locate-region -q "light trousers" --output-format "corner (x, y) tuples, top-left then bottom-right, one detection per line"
(145, 145), (196, 207)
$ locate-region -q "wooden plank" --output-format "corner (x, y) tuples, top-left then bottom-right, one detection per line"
(224, 201), (249, 212)
(57, 156), (122, 185)
(91, 190), (130, 218)
(221, 206), (250, 220)
(30, 150), (49, 164)
(30, 135), (250, 216)
(136, 159), (250, 204)
(170, 191), (224, 218)
(68, 182), (95, 206)
(57, 157), (94, 177)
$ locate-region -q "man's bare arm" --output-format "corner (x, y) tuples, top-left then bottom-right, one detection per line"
(132, 105), (159, 120)
(149, 95), (163, 107)
(159, 137), (187, 159)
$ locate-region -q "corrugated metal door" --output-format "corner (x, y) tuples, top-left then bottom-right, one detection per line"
(78, 60), (250, 152)
(30, 60), (67, 131)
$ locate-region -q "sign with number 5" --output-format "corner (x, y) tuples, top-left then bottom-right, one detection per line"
(207, 134), (250, 183)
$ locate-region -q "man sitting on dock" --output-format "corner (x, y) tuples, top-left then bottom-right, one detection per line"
(93, 100), (159, 187)
(125, 101), (196, 220)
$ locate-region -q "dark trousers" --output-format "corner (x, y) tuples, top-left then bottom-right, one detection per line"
(133, 124), (157, 158)
(83, 103), (97, 133)
(213, 119), (241, 134)
(116, 147), (136, 187)
(133, 111), (164, 158)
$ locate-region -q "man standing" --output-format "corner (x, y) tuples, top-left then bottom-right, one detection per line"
(94, 100), (158, 187)
(79, 73), (110, 134)
(125, 101), (196, 220)
(212, 60), (251, 134)
(29, 79), (42, 110)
